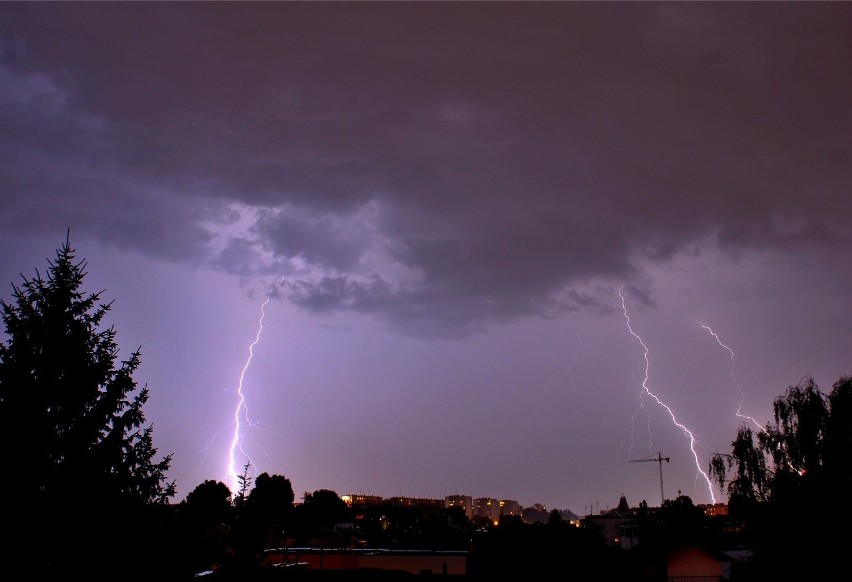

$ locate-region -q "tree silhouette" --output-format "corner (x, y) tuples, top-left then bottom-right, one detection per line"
(248, 472), (295, 548)
(182, 480), (234, 575)
(0, 234), (175, 579)
(293, 489), (352, 547)
(235, 461), (253, 509)
(185, 479), (234, 526)
(300, 489), (351, 530)
(709, 375), (852, 506)
(709, 374), (852, 579)
(547, 508), (564, 526)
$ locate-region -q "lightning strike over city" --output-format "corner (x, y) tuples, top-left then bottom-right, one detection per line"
(697, 322), (764, 432)
(3, 2), (850, 548)
(619, 287), (718, 504)
(225, 280), (284, 494)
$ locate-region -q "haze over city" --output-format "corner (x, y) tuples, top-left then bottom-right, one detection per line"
(0, 2), (849, 514)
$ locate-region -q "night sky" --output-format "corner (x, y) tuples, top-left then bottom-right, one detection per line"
(1, 2), (850, 514)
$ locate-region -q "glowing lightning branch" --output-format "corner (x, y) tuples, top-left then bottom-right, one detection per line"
(619, 287), (717, 504)
(533, 315), (588, 418)
(225, 280), (283, 494)
(697, 323), (763, 431)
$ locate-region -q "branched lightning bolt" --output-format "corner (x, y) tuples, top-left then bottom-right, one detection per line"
(225, 279), (284, 493)
(697, 322), (763, 431)
(619, 287), (717, 504)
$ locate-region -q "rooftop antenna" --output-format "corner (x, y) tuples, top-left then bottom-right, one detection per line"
(629, 451), (670, 506)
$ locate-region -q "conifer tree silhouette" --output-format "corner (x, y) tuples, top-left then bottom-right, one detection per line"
(0, 232), (175, 579)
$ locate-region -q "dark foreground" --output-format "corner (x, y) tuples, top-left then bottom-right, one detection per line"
(192, 569), (467, 582)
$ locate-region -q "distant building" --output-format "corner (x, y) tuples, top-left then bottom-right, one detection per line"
(341, 492), (548, 526)
(389, 496), (444, 508)
(581, 495), (638, 547)
(445, 494), (474, 520)
(618, 522), (640, 550)
(498, 499), (521, 517)
(474, 498), (501, 524)
(700, 503), (729, 517)
(342, 494), (383, 507)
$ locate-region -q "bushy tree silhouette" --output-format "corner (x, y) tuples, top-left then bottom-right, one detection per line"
(710, 374), (852, 579)
(710, 375), (852, 505)
(181, 479), (234, 575)
(247, 472), (295, 548)
(185, 479), (234, 526)
(0, 234), (175, 579)
(228, 471), (296, 572)
(293, 489), (352, 547)
(180, 472), (297, 576)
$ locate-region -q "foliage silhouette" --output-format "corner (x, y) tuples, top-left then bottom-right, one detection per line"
(247, 472), (295, 547)
(0, 234), (175, 580)
(709, 374), (852, 579)
(178, 473), (297, 576)
(180, 479), (235, 575)
(185, 479), (234, 526)
(292, 488), (353, 546)
(229, 471), (296, 572)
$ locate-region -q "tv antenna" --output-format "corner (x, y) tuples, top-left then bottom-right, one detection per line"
(629, 451), (670, 506)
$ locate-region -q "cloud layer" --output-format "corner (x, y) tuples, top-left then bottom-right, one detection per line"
(1, 2), (850, 337)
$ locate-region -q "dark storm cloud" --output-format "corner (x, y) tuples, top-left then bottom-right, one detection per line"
(255, 208), (366, 272)
(1, 2), (849, 336)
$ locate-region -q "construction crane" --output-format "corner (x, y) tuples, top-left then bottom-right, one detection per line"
(629, 451), (669, 506)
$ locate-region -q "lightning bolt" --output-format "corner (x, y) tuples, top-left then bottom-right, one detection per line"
(225, 279), (284, 494)
(697, 322), (763, 431)
(533, 315), (588, 418)
(619, 287), (717, 504)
